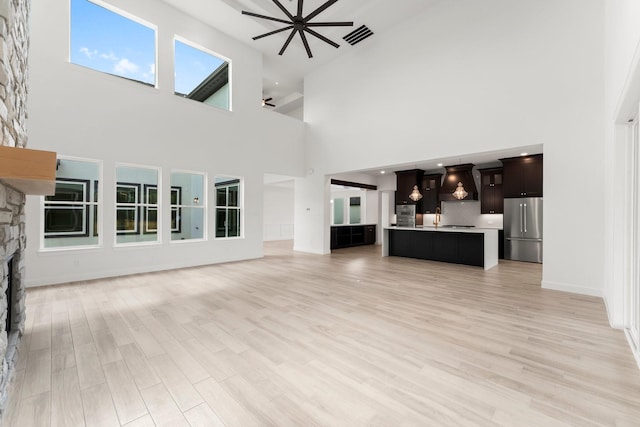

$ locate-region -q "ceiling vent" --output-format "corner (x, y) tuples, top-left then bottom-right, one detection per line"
(343, 25), (374, 46)
(439, 164), (479, 201)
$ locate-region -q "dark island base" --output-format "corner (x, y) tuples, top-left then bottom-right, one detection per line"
(388, 229), (484, 267)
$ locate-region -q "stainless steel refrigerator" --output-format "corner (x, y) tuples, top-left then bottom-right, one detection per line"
(504, 197), (543, 263)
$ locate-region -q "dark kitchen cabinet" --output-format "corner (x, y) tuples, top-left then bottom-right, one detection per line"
(395, 169), (424, 211)
(479, 167), (503, 214)
(422, 173), (442, 214)
(432, 232), (458, 263)
(388, 229), (433, 260)
(500, 154), (543, 198)
(331, 225), (376, 250)
(388, 230), (484, 267)
(364, 224), (376, 245)
(457, 233), (484, 267)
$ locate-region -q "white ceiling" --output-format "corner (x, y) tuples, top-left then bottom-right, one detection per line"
(159, 0), (440, 107)
(343, 144), (545, 178)
(159, 1), (544, 178)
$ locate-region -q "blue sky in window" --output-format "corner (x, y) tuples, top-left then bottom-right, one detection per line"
(70, 0), (156, 84)
(174, 40), (225, 96)
(71, 0), (227, 93)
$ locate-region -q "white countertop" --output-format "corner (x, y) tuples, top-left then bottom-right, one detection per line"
(386, 226), (499, 234)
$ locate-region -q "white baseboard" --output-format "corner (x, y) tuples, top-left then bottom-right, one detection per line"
(604, 295), (625, 329)
(541, 280), (604, 298)
(25, 254), (263, 288)
(292, 244), (329, 255)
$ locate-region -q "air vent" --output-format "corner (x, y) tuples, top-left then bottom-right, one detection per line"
(343, 25), (374, 46)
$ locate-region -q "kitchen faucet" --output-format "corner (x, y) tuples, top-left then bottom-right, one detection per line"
(433, 207), (441, 228)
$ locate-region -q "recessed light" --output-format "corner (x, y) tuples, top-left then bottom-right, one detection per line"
(380, 170), (385, 174)
(275, 81), (279, 85)
(520, 152), (528, 156)
(437, 163), (443, 167)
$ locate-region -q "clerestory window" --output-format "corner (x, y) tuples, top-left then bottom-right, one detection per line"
(70, 0), (157, 86)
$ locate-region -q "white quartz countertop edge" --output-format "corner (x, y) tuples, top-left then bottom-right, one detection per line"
(385, 226), (499, 234)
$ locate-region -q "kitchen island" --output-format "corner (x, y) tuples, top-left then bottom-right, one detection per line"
(382, 226), (499, 270)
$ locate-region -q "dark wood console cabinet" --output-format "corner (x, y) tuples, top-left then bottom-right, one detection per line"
(331, 225), (376, 250)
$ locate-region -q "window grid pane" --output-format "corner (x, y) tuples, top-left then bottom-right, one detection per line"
(43, 159), (100, 249)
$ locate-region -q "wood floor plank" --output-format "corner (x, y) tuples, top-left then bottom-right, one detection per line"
(21, 348), (51, 399)
(160, 339), (210, 384)
(74, 342), (105, 390)
(80, 383), (120, 427)
(183, 403), (226, 427)
(51, 332), (76, 373)
(119, 342), (162, 390)
(123, 414), (156, 427)
(3, 368), (25, 426)
(193, 378), (261, 427)
(12, 241), (640, 426)
(147, 353), (203, 412)
(139, 382), (190, 427)
(102, 359), (148, 424)
(92, 328), (123, 366)
(12, 391), (51, 427)
(50, 367), (85, 427)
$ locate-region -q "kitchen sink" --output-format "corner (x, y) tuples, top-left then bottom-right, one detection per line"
(440, 225), (476, 228)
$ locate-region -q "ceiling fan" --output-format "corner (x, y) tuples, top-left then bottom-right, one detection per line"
(242, 0), (353, 58)
(262, 97), (276, 107)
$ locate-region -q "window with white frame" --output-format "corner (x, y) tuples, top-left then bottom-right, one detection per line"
(70, 0), (157, 86)
(171, 171), (206, 241)
(215, 176), (241, 238)
(43, 157), (101, 249)
(116, 165), (159, 244)
(331, 186), (366, 225)
(174, 38), (231, 110)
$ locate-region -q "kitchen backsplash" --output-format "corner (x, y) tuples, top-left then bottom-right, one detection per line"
(423, 201), (503, 229)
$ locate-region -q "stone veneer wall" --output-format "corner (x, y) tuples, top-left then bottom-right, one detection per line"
(0, 0), (30, 420)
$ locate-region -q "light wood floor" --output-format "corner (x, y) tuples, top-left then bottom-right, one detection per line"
(4, 241), (640, 426)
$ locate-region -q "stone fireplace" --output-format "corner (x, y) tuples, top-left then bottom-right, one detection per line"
(0, 187), (26, 417)
(0, 0), (31, 420)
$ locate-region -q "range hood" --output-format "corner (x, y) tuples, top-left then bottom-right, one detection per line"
(439, 163), (478, 201)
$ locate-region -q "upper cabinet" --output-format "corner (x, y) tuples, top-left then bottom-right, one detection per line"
(478, 167), (503, 214)
(422, 173), (442, 214)
(500, 154), (543, 198)
(395, 169), (424, 210)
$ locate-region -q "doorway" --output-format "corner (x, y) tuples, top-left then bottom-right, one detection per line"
(626, 112), (640, 355)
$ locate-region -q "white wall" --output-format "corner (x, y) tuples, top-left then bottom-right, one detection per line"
(25, 0), (305, 286)
(603, 0), (640, 327)
(300, 0), (606, 296)
(263, 182), (294, 241)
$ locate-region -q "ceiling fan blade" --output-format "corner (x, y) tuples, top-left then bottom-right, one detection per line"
(303, 27), (339, 48)
(242, 10), (291, 25)
(252, 26), (294, 40)
(297, 0), (304, 17)
(264, 98), (273, 102)
(304, 0), (338, 22)
(271, 0), (294, 21)
(305, 21), (354, 27)
(266, 103), (276, 107)
(279, 29), (297, 56)
(298, 29), (313, 58)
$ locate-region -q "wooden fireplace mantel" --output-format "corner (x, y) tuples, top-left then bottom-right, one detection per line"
(0, 145), (57, 195)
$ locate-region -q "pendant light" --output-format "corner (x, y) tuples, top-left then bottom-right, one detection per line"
(409, 185), (423, 202)
(452, 182), (468, 200)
